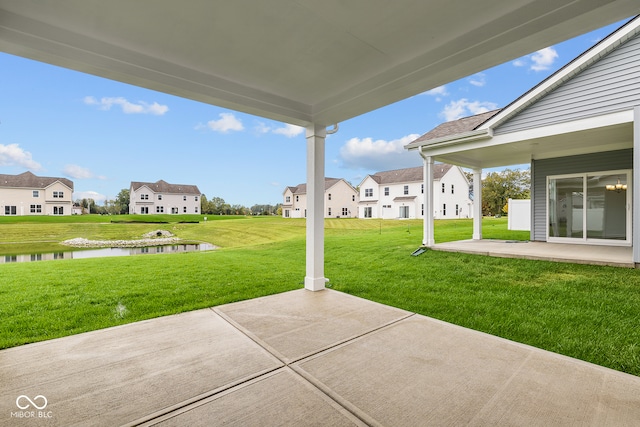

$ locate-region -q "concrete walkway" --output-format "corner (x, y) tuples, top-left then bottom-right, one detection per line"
(2, 289), (639, 426)
(432, 240), (635, 268)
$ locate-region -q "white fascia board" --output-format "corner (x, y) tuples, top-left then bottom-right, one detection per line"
(490, 109), (634, 145)
(406, 129), (493, 151)
(480, 17), (640, 130)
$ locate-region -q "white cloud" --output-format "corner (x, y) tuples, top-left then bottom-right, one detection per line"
(63, 164), (105, 180)
(468, 73), (486, 87)
(199, 112), (244, 133)
(422, 85), (448, 97)
(339, 134), (422, 171)
(73, 190), (107, 203)
(530, 47), (559, 71)
(439, 99), (498, 122)
(273, 124), (304, 138)
(512, 59), (526, 67)
(255, 122), (272, 134)
(84, 96), (169, 115)
(0, 143), (42, 171)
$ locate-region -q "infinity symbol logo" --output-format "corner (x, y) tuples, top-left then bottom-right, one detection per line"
(16, 395), (48, 410)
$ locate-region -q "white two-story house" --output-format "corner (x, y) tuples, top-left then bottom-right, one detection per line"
(129, 180), (201, 215)
(358, 165), (472, 219)
(0, 171), (74, 216)
(283, 178), (359, 218)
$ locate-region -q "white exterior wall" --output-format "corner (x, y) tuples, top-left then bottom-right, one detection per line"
(435, 168), (473, 219)
(326, 180), (358, 218)
(0, 182), (73, 216)
(359, 167), (472, 220)
(130, 185), (200, 214)
(358, 176), (380, 218)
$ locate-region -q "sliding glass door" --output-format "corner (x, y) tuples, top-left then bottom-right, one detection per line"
(548, 171), (630, 244)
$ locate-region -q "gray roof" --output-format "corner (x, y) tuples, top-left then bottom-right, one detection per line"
(131, 180), (201, 195)
(368, 164), (452, 185)
(286, 178), (346, 195)
(408, 110), (501, 146)
(0, 171), (73, 190)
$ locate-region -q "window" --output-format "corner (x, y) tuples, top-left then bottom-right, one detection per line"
(441, 183), (445, 193)
(284, 210), (290, 218)
(195, 196), (199, 201)
(352, 195), (355, 201)
(156, 206), (164, 213)
(342, 208), (348, 216)
(421, 204), (424, 216)
(195, 207), (198, 213)
(53, 191), (64, 198)
(158, 194), (163, 200)
(141, 207), (149, 214)
(365, 188), (373, 197)
(33, 190), (39, 198)
(451, 184), (455, 194)
(328, 207), (332, 216)
(399, 206), (409, 218)
(286, 196), (291, 203)
(364, 207), (372, 218)
(183, 195), (187, 201)
(171, 207), (178, 214)
(53, 206), (64, 215)
(5, 206), (16, 215)
(384, 187), (389, 196)
(421, 184), (424, 194)
(140, 194), (149, 200)
(183, 207), (187, 213)
(455, 204), (459, 216)
(443, 204), (446, 216)
(403, 185), (409, 195)
(30, 204), (42, 213)
(328, 193), (332, 200)
(296, 195), (299, 202)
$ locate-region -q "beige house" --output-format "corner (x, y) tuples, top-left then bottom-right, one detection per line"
(358, 165), (472, 219)
(283, 178), (358, 219)
(129, 180), (201, 215)
(0, 171), (73, 216)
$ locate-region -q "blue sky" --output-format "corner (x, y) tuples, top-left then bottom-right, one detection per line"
(0, 19), (630, 207)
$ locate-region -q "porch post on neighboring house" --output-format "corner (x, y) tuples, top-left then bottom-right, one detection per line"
(421, 153), (435, 246)
(633, 107), (640, 266)
(305, 123), (327, 291)
(473, 168), (482, 240)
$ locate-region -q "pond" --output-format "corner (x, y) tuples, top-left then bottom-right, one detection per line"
(0, 243), (216, 264)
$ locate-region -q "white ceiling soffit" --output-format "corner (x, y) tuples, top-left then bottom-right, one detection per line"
(0, 1), (638, 127)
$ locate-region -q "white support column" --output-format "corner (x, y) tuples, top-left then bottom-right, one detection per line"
(633, 107), (640, 266)
(305, 124), (327, 291)
(422, 154), (435, 247)
(473, 168), (483, 240)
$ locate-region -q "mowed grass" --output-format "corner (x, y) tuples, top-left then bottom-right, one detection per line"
(0, 215), (638, 376)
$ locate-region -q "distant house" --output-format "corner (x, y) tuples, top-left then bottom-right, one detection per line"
(129, 180), (201, 214)
(283, 178), (358, 218)
(358, 165), (472, 219)
(0, 171), (74, 216)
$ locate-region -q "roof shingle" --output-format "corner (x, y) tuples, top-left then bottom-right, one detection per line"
(0, 171), (73, 190)
(130, 180), (201, 195)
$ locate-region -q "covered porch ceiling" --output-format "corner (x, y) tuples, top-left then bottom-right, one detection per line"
(1, 1), (638, 127)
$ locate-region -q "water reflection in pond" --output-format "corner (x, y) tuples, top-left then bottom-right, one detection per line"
(1, 243), (216, 264)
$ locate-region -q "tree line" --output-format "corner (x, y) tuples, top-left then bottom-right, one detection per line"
(75, 189), (281, 216)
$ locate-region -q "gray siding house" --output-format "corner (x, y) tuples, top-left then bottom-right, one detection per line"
(406, 16), (640, 264)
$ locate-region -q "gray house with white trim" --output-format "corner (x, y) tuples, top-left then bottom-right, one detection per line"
(406, 16), (640, 264)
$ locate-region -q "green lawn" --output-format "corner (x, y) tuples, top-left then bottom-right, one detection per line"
(0, 216), (638, 377)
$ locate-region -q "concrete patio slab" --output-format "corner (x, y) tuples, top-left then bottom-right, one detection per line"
(432, 240), (635, 268)
(2, 289), (639, 426)
(215, 289), (412, 363)
(146, 368), (366, 427)
(294, 313), (640, 426)
(0, 309), (282, 427)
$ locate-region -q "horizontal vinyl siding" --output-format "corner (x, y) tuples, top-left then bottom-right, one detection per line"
(531, 149), (632, 241)
(496, 34), (640, 135)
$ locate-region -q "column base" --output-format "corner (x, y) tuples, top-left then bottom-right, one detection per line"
(304, 277), (327, 291)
